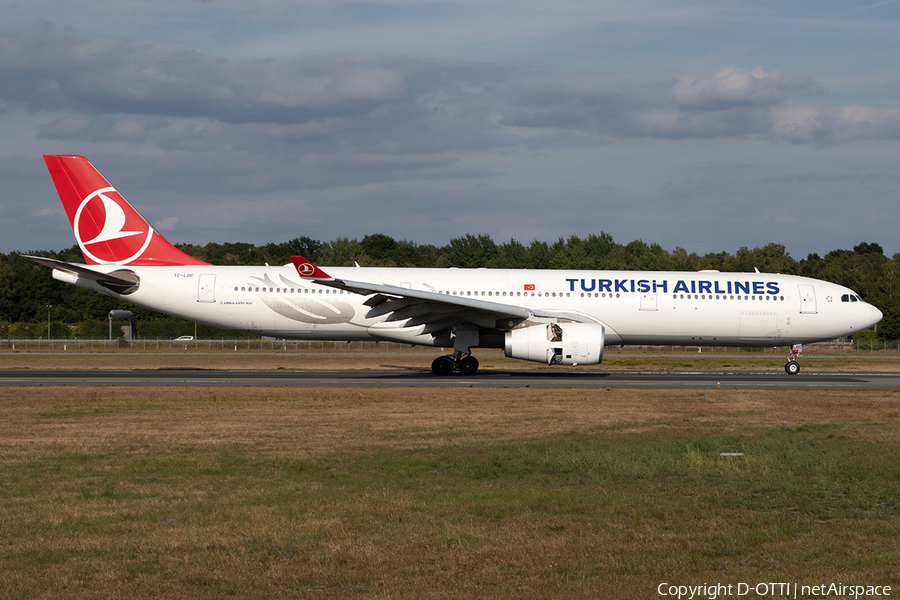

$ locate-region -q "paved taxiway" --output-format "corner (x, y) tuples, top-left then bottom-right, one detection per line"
(2, 368), (899, 389)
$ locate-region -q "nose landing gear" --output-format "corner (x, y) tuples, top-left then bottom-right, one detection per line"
(784, 344), (802, 375)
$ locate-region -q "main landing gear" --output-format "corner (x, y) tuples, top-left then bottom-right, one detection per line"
(784, 344), (802, 375)
(431, 352), (479, 376)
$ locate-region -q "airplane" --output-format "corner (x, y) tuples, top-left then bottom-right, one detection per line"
(24, 155), (883, 376)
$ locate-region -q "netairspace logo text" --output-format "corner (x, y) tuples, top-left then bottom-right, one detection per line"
(657, 582), (892, 599)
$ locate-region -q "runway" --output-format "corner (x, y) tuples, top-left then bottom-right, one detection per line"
(2, 368), (899, 389)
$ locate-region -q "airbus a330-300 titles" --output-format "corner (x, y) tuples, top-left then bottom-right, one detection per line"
(24, 155), (883, 375)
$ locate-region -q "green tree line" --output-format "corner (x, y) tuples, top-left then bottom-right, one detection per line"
(2, 233), (897, 339)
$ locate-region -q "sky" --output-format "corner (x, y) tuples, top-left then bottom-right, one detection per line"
(2, 0), (900, 260)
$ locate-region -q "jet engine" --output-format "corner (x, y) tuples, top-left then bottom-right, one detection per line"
(504, 322), (605, 366)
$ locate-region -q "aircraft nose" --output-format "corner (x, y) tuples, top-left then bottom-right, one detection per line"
(871, 305), (884, 327)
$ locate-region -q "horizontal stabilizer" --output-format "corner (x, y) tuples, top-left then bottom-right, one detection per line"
(21, 255), (140, 294)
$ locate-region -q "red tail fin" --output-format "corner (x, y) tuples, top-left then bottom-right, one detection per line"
(291, 256), (332, 279)
(44, 155), (209, 266)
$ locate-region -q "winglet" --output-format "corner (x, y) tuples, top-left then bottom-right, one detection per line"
(291, 256), (332, 279)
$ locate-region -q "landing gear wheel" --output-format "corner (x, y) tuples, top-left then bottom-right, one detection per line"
(458, 355), (479, 375)
(431, 356), (454, 376)
(785, 360), (800, 375)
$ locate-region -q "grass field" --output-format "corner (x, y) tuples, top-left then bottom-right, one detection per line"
(2, 344), (900, 372)
(2, 383), (899, 599)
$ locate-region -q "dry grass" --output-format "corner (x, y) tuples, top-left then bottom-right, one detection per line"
(2, 385), (900, 598)
(2, 345), (900, 371)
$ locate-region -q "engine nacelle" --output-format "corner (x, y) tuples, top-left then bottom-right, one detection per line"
(504, 323), (605, 366)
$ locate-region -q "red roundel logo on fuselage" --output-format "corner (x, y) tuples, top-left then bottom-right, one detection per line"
(74, 187), (154, 265)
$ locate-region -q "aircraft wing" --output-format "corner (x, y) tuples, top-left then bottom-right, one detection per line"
(291, 256), (543, 332)
(21, 255), (140, 294)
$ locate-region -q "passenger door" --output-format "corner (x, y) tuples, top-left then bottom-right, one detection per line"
(798, 285), (817, 314)
(198, 274), (216, 303)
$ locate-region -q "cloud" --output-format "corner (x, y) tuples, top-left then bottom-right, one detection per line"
(771, 104), (900, 142)
(154, 216), (179, 231)
(4, 27), (898, 157)
(2, 28), (900, 208)
(0, 30), (415, 124)
(497, 65), (900, 144)
(671, 65), (819, 109)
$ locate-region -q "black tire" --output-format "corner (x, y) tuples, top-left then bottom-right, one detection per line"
(458, 355), (479, 375)
(784, 360), (800, 375)
(431, 356), (454, 376)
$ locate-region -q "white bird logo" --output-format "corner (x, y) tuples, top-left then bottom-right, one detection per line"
(297, 263), (316, 276)
(74, 187), (154, 265)
(81, 192), (143, 245)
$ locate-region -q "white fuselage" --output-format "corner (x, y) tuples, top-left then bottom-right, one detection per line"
(58, 264), (882, 348)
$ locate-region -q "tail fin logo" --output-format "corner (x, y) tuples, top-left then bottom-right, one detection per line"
(296, 262), (317, 276)
(74, 187), (154, 265)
